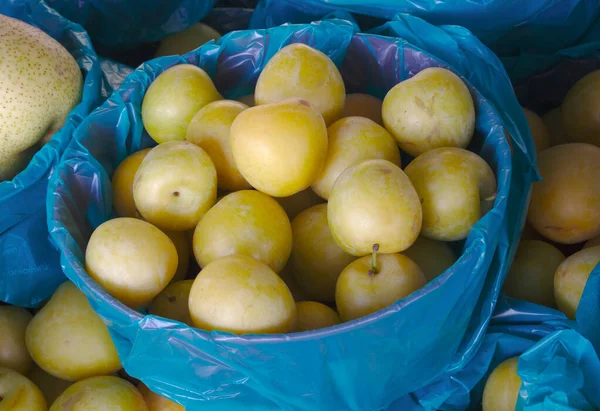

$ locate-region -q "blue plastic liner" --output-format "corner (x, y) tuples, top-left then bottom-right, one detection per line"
(47, 16), (534, 410)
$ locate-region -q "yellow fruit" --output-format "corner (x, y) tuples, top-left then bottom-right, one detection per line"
(274, 188), (325, 221)
(542, 108), (568, 147)
(49, 376), (148, 411)
(554, 245), (600, 319)
(382, 67), (475, 157)
(255, 43), (345, 125)
(154, 22), (221, 57)
(27, 366), (73, 406)
(85, 217), (178, 309)
(138, 383), (185, 411)
(141, 64), (222, 143)
(561, 70), (600, 146)
(186, 100), (251, 191)
(0, 366), (47, 411)
(311, 116), (401, 200)
(335, 252), (426, 322)
(404, 147), (496, 241)
(148, 280), (194, 326)
(294, 301), (341, 332)
(163, 230), (190, 283)
(340, 93), (383, 125)
(482, 357), (522, 411)
(328, 159), (422, 256)
(527, 143), (600, 244)
(193, 190), (292, 273)
(290, 204), (356, 302)
(111, 148), (152, 218)
(0, 306), (33, 375)
(188, 255), (296, 334)
(402, 237), (457, 282)
(236, 94), (255, 107)
(25, 282), (121, 382)
(230, 98), (328, 197)
(503, 240), (565, 308)
(522, 107), (550, 153)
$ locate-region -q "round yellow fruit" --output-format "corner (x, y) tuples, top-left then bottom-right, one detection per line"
(133, 141), (217, 231)
(382, 67), (475, 157)
(230, 98), (328, 197)
(255, 43), (345, 125)
(311, 116), (401, 200)
(193, 190), (292, 273)
(561, 70), (600, 146)
(186, 100), (251, 191)
(0, 366), (47, 411)
(188, 255), (296, 334)
(554, 245), (600, 320)
(85, 217), (178, 309)
(340, 93), (383, 125)
(328, 159), (422, 256)
(163, 230), (190, 283)
(522, 107), (550, 153)
(141, 64), (222, 143)
(503, 240), (565, 308)
(404, 147), (496, 241)
(0, 306), (32, 375)
(27, 366), (73, 406)
(542, 107), (568, 147)
(149, 280), (194, 326)
(402, 237), (457, 282)
(294, 301), (341, 332)
(111, 148), (152, 218)
(138, 383), (184, 411)
(290, 204), (356, 302)
(482, 356), (522, 411)
(527, 143), (600, 244)
(154, 22), (221, 58)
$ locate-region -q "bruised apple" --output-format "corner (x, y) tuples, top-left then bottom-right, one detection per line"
(402, 237), (457, 282)
(0, 306), (32, 375)
(148, 280), (194, 326)
(482, 357), (522, 411)
(111, 148), (151, 218)
(340, 93), (383, 125)
(561, 70), (600, 146)
(294, 301), (341, 332)
(0, 366), (46, 410)
(522, 107), (550, 153)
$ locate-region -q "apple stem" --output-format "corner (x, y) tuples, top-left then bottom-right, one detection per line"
(368, 244), (379, 276)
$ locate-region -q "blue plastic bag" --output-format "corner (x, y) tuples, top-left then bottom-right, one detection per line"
(47, 16), (533, 410)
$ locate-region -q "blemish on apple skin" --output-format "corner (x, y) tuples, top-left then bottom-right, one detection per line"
(297, 99), (310, 107)
(378, 168), (391, 174)
(173, 191), (180, 197)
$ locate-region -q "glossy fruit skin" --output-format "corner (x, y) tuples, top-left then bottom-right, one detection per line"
(294, 301), (341, 332)
(230, 99), (328, 197)
(25, 282), (121, 382)
(141, 64), (222, 144)
(148, 280), (194, 326)
(27, 366), (73, 406)
(503, 240), (565, 308)
(138, 383), (184, 411)
(404, 147), (496, 242)
(554, 245), (600, 320)
(481, 356), (522, 411)
(133, 141), (217, 232)
(522, 107), (550, 153)
(85, 217), (178, 309)
(328, 159), (422, 256)
(561, 69), (600, 146)
(111, 148), (152, 218)
(49, 376), (148, 411)
(542, 107), (568, 147)
(255, 43), (345, 125)
(0, 366), (47, 411)
(311, 116), (401, 200)
(188, 255), (296, 334)
(0, 306), (33, 375)
(335, 253), (426, 322)
(340, 93), (383, 125)
(193, 190), (292, 273)
(382, 67), (475, 157)
(527, 143), (600, 244)
(402, 237), (457, 282)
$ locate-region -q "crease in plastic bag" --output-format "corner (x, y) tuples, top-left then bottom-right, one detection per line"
(48, 16), (531, 410)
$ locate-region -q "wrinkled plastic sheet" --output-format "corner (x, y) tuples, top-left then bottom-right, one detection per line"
(47, 17), (534, 410)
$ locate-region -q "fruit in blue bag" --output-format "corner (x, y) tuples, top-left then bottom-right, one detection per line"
(328, 159), (422, 256)
(481, 356), (521, 411)
(255, 44), (345, 125)
(554, 245), (600, 320)
(85, 218), (178, 309)
(133, 141), (217, 231)
(542, 108), (568, 147)
(405, 147), (497, 242)
(294, 301), (341, 332)
(527, 143), (600, 244)
(138, 383), (184, 411)
(290, 204), (356, 302)
(382, 67), (475, 157)
(311, 116), (401, 200)
(193, 190), (292, 273)
(154, 22), (221, 58)
(149, 280), (194, 326)
(25, 282), (121, 382)
(49, 376), (147, 411)
(186, 100), (251, 191)
(27, 366), (73, 406)
(0, 15), (83, 181)
(402, 237), (457, 282)
(0, 366), (47, 410)
(274, 188), (325, 221)
(561, 69), (600, 147)
(340, 93), (383, 125)
(141, 64), (222, 144)
(188, 255), (296, 334)
(0, 306), (33, 375)
(112, 148), (152, 218)
(522, 107), (550, 153)
(230, 98), (328, 197)
(335, 249), (426, 322)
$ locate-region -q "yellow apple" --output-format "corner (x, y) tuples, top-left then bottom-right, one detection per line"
(163, 230), (190, 283)
(340, 93), (383, 125)
(522, 107), (550, 153)
(402, 237), (457, 282)
(0, 306), (32, 375)
(138, 383), (184, 411)
(111, 148), (152, 218)
(294, 301), (341, 332)
(542, 107), (568, 147)
(154, 22), (221, 58)
(0, 366), (47, 410)
(561, 70), (600, 146)
(148, 280), (193, 326)
(27, 366), (73, 406)
(274, 188), (325, 221)
(482, 356), (522, 411)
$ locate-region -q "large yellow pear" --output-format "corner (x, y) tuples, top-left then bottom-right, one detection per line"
(522, 107), (550, 153)
(340, 93), (383, 125)
(311, 116), (401, 200)
(133, 141), (217, 231)
(328, 159), (422, 256)
(25, 282), (121, 382)
(193, 190), (292, 273)
(294, 301), (341, 332)
(230, 99), (328, 197)
(188, 255), (296, 334)
(274, 188), (325, 221)
(405, 147), (496, 241)
(482, 357), (522, 411)
(255, 43), (345, 125)
(402, 237), (457, 282)
(85, 217), (178, 309)
(382, 67), (475, 157)
(542, 107), (568, 147)
(527, 143), (600, 244)
(290, 204), (356, 302)
(0, 366), (47, 411)
(141, 64), (222, 144)
(49, 376), (148, 411)
(27, 366), (73, 406)
(149, 280), (194, 326)
(111, 148), (152, 218)
(154, 22), (221, 58)
(0, 306), (33, 375)
(561, 70), (600, 146)
(138, 383), (185, 411)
